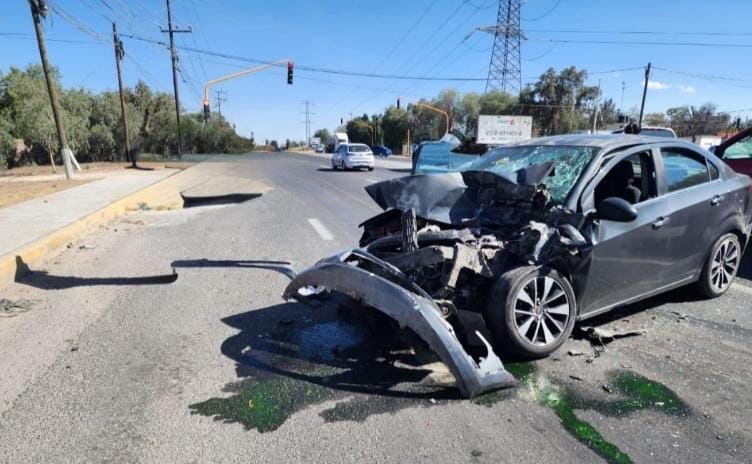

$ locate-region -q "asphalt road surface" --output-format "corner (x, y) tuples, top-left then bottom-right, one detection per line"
(2, 151), (751, 463)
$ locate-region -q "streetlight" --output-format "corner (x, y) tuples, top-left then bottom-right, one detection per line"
(416, 102), (450, 136)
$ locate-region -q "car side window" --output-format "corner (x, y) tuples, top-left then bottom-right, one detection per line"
(723, 136), (752, 160)
(660, 149), (710, 192)
(594, 151), (657, 206)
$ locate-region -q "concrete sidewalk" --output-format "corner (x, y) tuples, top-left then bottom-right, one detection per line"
(0, 159), (272, 289)
(0, 170), (174, 259)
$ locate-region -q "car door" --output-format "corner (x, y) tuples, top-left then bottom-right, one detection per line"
(715, 130), (752, 178)
(578, 147), (675, 317)
(656, 145), (725, 284)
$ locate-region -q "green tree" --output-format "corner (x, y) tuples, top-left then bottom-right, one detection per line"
(346, 116), (373, 145)
(381, 106), (409, 152)
(598, 98), (619, 128)
(666, 103), (730, 139)
(644, 112), (667, 127)
(313, 128), (331, 144)
(517, 67), (599, 135)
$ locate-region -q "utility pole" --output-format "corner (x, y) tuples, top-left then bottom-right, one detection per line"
(161, 0), (191, 157)
(29, 0), (73, 179)
(112, 23), (136, 168)
(214, 89), (227, 119)
(638, 62), (651, 128)
(591, 79), (601, 134)
(620, 81), (626, 112)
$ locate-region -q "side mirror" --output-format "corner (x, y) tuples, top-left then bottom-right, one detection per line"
(596, 197), (638, 222)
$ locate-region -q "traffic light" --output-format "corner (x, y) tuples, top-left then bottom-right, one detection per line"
(397, 98), (400, 110)
(287, 61), (293, 85)
(203, 101), (211, 122)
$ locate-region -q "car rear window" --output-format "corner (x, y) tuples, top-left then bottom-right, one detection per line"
(660, 149), (710, 192)
(348, 145), (371, 153)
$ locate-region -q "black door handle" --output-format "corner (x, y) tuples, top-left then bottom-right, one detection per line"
(652, 217), (668, 229)
(711, 195), (723, 206)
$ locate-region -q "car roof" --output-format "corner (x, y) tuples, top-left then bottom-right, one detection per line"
(501, 134), (700, 153)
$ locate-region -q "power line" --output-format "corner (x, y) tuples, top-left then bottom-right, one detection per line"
(528, 37), (752, 48)
(170, 44), (492, 81)
(326, 0), (440, 112)
(522, 0), (561, 22)
(524, 28), (752, 37)
(652, 66), (752, 84)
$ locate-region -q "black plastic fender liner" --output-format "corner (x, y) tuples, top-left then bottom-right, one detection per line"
(283, 250), (517, 398)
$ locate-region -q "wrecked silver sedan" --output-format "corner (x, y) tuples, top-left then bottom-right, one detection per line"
(285, 134), (752, 397)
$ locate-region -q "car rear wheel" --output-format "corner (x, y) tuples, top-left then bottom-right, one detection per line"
(368, 167), (374, 171)
(485, 266), (576, 358)
(698, 233), (741, 298)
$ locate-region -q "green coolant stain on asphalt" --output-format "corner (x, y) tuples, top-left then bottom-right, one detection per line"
(190, 376), (334, 433)
(472, 365), (689, 464)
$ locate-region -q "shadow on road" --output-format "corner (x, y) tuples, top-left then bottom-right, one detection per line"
(316, 168), (372, 173)
(737, 250), (752, 283)
(189, 298), (454, 432)
(171, 259), (296, 279)
(14, 256), (177, 289)
(181, 193), (262, 208)
(388, 168), (412, 173)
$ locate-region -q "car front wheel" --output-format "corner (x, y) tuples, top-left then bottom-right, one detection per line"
(485, 266), (576, 358)
(698, 233), (742, 298)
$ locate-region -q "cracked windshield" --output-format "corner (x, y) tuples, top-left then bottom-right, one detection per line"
(2, 1), (751, 463)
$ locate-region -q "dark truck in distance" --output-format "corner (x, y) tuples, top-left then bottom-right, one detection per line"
(285, 134), (752, 398)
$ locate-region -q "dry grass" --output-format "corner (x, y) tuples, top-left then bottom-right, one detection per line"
(0, 179), (92, 208)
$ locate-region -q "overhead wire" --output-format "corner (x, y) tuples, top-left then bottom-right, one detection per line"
(346, 0), (493, 114)
(522, 0), (561, 22)
(524, 28), (752, 37)
(325, 0), (441, 113)
(528, 37), (752, 48)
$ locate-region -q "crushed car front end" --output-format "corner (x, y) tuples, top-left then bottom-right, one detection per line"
(285, 144), (599, 398)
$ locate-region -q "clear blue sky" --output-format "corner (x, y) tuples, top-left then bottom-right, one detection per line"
(2, 0), (752, 142)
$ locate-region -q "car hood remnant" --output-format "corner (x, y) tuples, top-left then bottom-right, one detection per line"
(285, 166), (590, 398)
(365, 163), (555, 225)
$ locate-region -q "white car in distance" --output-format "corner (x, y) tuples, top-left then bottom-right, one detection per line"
(332, 143), (375, 171)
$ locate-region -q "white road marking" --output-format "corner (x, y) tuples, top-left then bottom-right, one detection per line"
(307, 218), (334, 241)
(364, 177), (380, 183)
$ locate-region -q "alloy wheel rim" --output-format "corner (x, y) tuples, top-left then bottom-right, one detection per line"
(514, 276), (570, 347)
(711, 238), (739, 292)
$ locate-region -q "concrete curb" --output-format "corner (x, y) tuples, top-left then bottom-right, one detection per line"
(0, 162), (213, 290)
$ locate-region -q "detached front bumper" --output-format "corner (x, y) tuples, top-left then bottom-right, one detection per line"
(283, 249), (516, 398)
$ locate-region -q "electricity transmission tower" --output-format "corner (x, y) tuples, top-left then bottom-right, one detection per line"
(302, 101), (314, 146)
(485, 0), (524, 94)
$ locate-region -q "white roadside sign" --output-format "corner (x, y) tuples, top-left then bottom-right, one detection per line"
(477, 115), (532, 145)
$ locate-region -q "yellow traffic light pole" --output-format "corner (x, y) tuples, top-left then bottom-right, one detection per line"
(416, 102), (450, 136)
(202, 59), (289, 121)
(351, 119), (374, 146)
